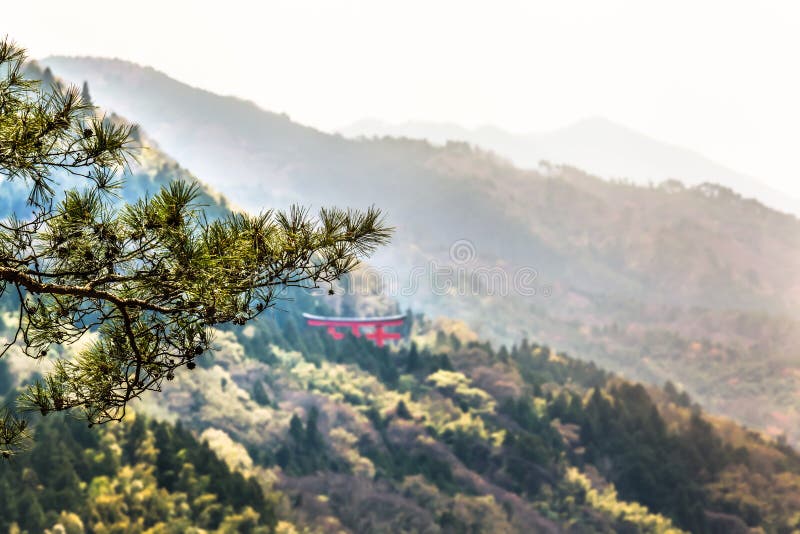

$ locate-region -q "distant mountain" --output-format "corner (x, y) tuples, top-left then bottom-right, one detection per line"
(39, 56), (800, 448)
(340, 117), (800, 216)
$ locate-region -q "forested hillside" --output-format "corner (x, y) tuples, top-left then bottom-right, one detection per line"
(0, 415), (275, 533)
(339, 117), (799, 217)
(39, 56), (800, 445)
(7, 292), (799, 533)
(2, 59), (798, 534)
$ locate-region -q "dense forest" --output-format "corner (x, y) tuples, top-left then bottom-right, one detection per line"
(4, 302), (800, 533)
(231, 306), (800, 533)
(0, 414), (274, 533)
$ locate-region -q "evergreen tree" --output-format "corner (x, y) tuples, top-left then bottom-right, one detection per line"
(122, 415), (147, 464)
(305, 406), (324, 449)
(81, 80), (92, 105)
(395, 400), (412, 419)
(0, 39), (391, 455)
(251, 380), (271, 406)
(41, 66), (55, 89)
(17, 490), (46, 532)
(497, 345), (509, 361)
(288, 413), (304, 443)
(405, 342), (420, 372)
(0, 478), (16, 531)
(0, 415), (276, 530)
(402, 307), (414, 337)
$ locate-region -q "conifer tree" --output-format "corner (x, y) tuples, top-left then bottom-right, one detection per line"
(405, 342), (420, 372)
(395, 399), (411, 419)
(80, 81), (92, 105)
(251, 380), (271, 406)
(41, 66), (53, 85)
(0, 39), (391, 456)
(305, 406), (324, 449)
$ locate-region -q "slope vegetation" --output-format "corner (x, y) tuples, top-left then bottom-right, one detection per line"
(39, 57), (800, 444)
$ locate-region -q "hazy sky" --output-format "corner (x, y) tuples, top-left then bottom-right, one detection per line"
(3, 1), (799, 194)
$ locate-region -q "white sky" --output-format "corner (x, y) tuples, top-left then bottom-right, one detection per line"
(3, 1), (799, 194)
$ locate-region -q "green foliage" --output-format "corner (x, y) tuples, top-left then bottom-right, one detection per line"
(0, 39), (391, 454)
(564, 467), (683, 534)
(359, 426), (458, 493)
(663, 380), (693, 408)
(230, 312), (798, 531)
(405, 342), (420, 372)
(395, 399), (412, 419)
(251, 380), (271, 406)
(0, 414), (275, 532)
(80, 80), (91, 105)
(329, 333), (399, 386)
(275, 407), (339, 476)
(2, 300), (795, 532)
(552, 383), (741, 533)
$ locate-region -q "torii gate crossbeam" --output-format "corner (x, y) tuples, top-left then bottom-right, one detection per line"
(302, 313), (405, 347)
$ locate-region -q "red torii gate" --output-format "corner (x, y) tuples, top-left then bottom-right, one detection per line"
(302, 312), (405, 347)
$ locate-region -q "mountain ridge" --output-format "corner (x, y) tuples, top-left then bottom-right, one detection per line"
(38, 55), (800, 448)
(340, 116), (800, 217)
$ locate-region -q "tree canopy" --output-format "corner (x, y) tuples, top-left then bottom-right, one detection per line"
(0, 39), (391, 456)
